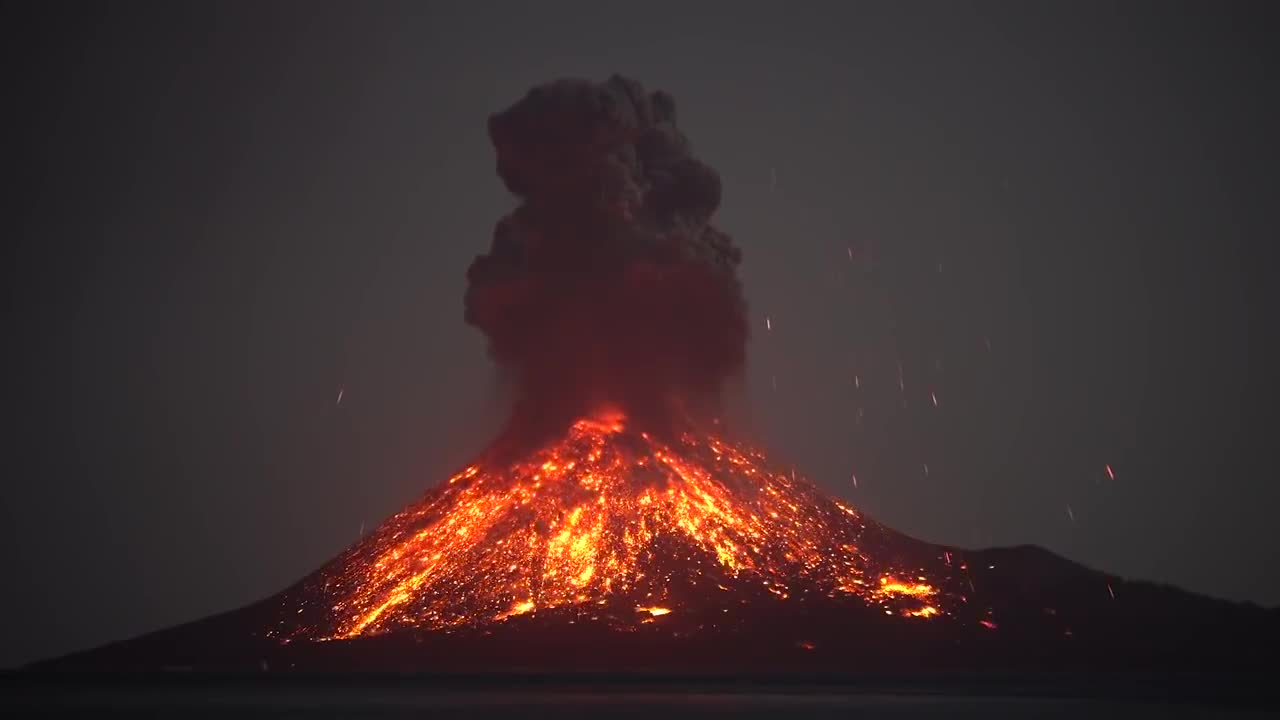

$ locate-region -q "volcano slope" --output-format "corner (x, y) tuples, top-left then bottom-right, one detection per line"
(36, 413), (1279, 675)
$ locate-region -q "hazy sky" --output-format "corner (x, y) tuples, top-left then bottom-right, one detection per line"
(6, 1), (1277, 668)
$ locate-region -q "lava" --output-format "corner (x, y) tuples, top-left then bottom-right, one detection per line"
(277, 411), (967, 641)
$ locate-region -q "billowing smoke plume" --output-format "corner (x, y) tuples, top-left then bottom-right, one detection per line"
(465, 75), (748, 450)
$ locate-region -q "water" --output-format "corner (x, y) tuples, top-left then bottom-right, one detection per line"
(6, 684), (1271, 719)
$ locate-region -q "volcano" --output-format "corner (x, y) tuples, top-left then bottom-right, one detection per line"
(273, 411), (958, 642)
(37, 410), (1279, 675)
(31, 75), (1278, 678)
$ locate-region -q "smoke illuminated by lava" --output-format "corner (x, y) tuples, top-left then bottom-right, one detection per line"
(277, 411), (967, 641)
(465, 75), (748, 449)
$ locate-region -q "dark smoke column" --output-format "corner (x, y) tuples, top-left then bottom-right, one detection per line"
(465, 75), (748, 449)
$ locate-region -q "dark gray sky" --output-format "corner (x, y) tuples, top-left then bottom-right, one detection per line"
(6, 1), (1277, 668)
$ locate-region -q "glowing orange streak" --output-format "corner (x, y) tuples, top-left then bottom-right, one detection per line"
(278, 411), (966, 641)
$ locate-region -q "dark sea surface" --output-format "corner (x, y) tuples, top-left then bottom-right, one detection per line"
(4, 673), (1273, 719)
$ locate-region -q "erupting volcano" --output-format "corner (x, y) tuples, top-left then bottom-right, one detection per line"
(38, 76), (1278, 676)
(262, 76), (971, 646)
(272, 411), (961, 643)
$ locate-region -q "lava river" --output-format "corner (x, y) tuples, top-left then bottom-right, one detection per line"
(275, 411), (973, 641)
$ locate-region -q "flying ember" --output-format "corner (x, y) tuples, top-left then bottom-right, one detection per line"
(274, 411), (964, 641)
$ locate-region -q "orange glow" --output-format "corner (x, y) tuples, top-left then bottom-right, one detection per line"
(276, 412), (968, 640)
(903, 606), (938, 618)
(495, 600), (536, 620)
(877, 576), (936, 598)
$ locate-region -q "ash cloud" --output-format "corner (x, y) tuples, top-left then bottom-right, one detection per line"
(465, 75), (748, 449)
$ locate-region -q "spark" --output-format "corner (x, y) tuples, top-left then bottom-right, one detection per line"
(930, 391), (938, 407)
(765, 316), (772, 331)
(336, 387), (345, 406)
(850, 472), (858, 488)
(854, 375), (861, 389)
(1107, 583), (1115, 599)
(1105, 464), (1115, 481)
(922, 463), (929, 478)
(1065, 505), (1075, 524)
(847, 247), (853, 261)
(979, 619), (998, 630)
(897, 362), (905, 392)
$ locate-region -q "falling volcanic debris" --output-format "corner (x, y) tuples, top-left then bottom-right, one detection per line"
(267, 76), (973, 642)
(465, 75), (748, 450)
(274, 412), (963, 641)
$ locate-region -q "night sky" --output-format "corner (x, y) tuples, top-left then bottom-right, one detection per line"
(6, 1), (1277, 668)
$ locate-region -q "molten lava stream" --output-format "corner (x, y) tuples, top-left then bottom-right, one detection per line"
(279, 412), (962, 641)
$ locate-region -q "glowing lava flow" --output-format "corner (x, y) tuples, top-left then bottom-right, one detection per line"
(277, 412), (968, 641)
